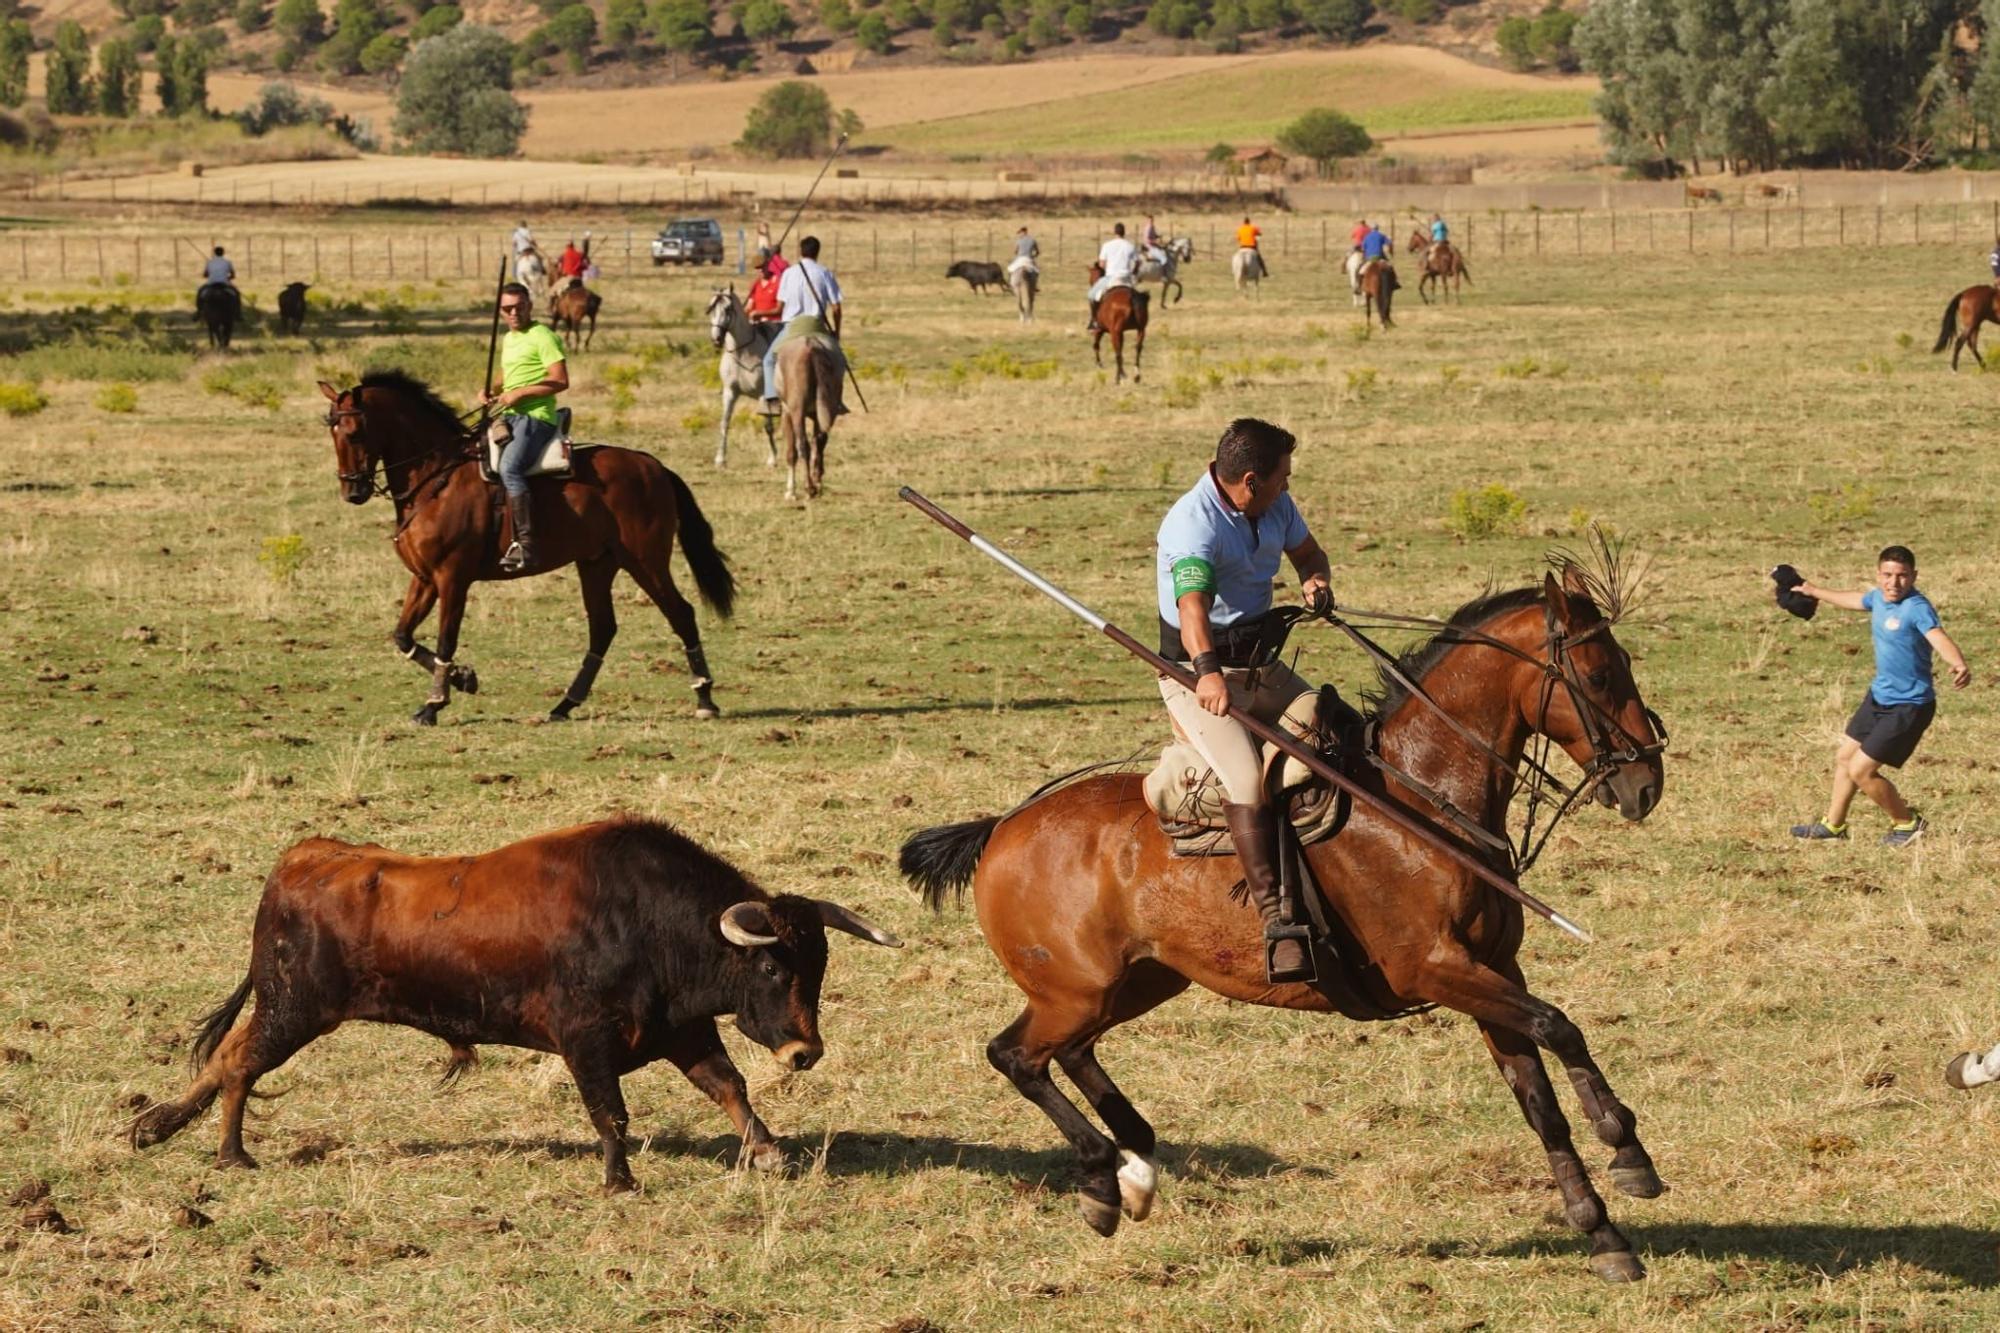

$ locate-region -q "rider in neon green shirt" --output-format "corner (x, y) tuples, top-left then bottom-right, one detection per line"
(482, 282), (568, 572)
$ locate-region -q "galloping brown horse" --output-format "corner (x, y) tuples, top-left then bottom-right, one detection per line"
(1932, 283), (2000, 371)
(549, 282), (601, 351)
(1417, 241), (1471, 304)
(1088, 262), (1147, 384)
(902, 568), (1669, 1282)
(318, 371), (734, 725)
(1360, 257), (1398, 329)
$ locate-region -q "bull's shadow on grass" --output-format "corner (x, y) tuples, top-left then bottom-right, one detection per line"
(1496, 1220), (2000, 1288)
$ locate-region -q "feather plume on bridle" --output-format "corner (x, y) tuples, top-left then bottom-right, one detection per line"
(1544, 524), (1650, 625)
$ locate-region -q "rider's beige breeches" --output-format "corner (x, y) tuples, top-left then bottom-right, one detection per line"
(1159, 661), (1314, 806)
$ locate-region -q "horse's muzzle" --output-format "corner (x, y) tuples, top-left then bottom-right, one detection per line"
(1601, 759), (1663, 822)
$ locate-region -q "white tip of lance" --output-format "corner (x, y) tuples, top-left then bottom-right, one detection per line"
(1548, 909), (1595, 945)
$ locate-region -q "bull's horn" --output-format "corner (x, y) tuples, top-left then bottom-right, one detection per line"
(719, 901), (779, 948)
(815, 900), (903, 949)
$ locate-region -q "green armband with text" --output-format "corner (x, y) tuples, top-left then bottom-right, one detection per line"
(1170, 557), (1216, 598)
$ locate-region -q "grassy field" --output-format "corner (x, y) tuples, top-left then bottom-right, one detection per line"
(5, 219), (2000, 1330)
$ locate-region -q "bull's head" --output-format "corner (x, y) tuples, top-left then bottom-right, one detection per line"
(718, 895), (901, 1071)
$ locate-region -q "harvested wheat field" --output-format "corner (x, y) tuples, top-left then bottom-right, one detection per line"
(2, 211), (2000, 1329)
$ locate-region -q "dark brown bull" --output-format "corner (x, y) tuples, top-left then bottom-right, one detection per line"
(130, 818), (902, 1192)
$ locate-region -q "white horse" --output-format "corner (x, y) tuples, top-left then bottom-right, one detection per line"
(1135, 237), (1194, 305)
(1008, 260), (1038, 323)
(705, 287), (778, 469)
(1231, 246), (1266, 296)
(515, 245), (550, 299)
(1344, 249), (1367, 306)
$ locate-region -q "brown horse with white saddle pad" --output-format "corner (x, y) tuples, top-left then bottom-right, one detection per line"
(1417, 241), (1470, 304)
(1933, 283), (2000, 371)
(547, 281), (601, 351)
(1088, 262), (1147, 383)
(902, 562), (1670, 1282)
(318, 371), (734, 725)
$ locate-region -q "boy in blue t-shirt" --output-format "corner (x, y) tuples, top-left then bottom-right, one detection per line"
(1788, 545), (1971, 845)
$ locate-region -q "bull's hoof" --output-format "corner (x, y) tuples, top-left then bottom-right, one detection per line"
(216, 1149), (259, 1171)
(1117, 1150), (1158, 1222)
(411, 705), (439, 727)
(1610, 1164), (1667, 1199)
(1077, 1189), (1121, 1238)
(602, 1175), (639, 1196)
(1587, 1249), (1646, 1283)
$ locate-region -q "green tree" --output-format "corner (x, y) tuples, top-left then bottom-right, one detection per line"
(737, 78), (836, 155)
(1204, 139), (1236, 166)
(275, 0), (327, 46)
(821, 0), (858, 29)
(1025, 12), (1060, 44)
(1244, 0), (1288, 26)
(177, 0), (228, 26)
(393, 23), (526, 155)
(650, 0), (710, 74)
(1529, 6), (1578, 69)
(1063, 1), (1092, 35)
(1295, 0), (1367, 42)
(45, 22), (94, 115)
(605, 0), (647, 51)
(239, 78), (332, 133)
(132, 14), (167, 49)
(235, 0), (269, 31)
(1392, 0), (1435, 21)
(155, 33), (182, 110)
(360, 29), (406, 72)
(544, 4), (596, 70)
(173, 39), (210, 113)
(412, 3), (461, 38)
(320, 0), (386, 74)
(1972, 0), (2000, 149)
(855, 10), (891, 48)
(0, 19), (27, 108)
(1495, 14), (1533, 68)
(742, 0), (795, 48)
(97, 37), (142, 116)
(1276, 105), (1372, 174)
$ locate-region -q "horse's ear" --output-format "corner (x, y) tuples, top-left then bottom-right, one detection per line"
(1542, 571), (1572, 630)
(317, 380), (339, 402)
(1561, 561), (1590, 599)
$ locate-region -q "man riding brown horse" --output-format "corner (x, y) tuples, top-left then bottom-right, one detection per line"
(482, 282), (569, 572)
(1156, 418), (1336, 982)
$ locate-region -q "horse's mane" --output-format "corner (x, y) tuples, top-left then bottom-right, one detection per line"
(1364, 527), (1646, 720)
(358, 369), (464, 435)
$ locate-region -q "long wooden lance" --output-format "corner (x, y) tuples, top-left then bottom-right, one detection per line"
(478, 253), (508, 416)
(899, 486), (1595, 944)
(772, 131), (850, 258)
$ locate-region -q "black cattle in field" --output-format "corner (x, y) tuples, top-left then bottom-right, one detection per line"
(130, 817), (902, 1192)
(277, 281), (310, 335)
(946, 260), (1006, 293)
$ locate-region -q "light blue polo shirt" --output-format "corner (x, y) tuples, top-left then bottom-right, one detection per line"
(1862, 587), (1940, 706)
(1157, 467), (1310, 629)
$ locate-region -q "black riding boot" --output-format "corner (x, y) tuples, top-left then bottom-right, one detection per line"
(1223, 802), (1310, 984)
(500, 491), (536, 573)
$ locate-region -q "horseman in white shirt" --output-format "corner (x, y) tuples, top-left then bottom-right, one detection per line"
(759, 234), (847, 416)
(1088, 222), (1139, 332)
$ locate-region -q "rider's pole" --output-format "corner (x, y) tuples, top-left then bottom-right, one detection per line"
(773, 131), (850, 258)
(898, 486), (1595, 945)
(479, 253), (508, 416)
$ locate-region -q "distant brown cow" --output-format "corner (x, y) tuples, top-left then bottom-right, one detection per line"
(130, 818), (902, 1192)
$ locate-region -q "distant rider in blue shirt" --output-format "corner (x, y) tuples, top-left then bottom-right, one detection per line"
(1788, 544), (1970, 846)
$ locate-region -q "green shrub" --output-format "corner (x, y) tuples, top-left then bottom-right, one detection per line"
(1496, 355), (1540, 379)
(95, 382), (138, 413)
(1445, 483), (1527, 539)
(0, 381), (47, 416)
(1807, 482), (1877, 524)
(1344, 365), (1378, 398)
(1439, 363), (1461, 386)
(1162, 372), (1203, 408)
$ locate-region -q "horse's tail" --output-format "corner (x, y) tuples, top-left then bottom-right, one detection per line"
(188, 973), (254, 1073)
(584, 292), (602, 319)
(1934, 293), (1961, 353)
(667, 470), (736, 617)
(1459, 255), (1472, 284)
(899, 817), (999, 912)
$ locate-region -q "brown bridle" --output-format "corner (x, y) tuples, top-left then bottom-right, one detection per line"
(324, 388), (478, 510)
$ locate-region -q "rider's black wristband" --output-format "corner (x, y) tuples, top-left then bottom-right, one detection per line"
(1191, 652), (1222, 681)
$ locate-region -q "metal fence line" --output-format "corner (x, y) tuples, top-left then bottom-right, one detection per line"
(12, 202), (1998, 286)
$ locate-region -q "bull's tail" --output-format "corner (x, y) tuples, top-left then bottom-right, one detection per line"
(1935, 293), (1961, 353)
(668, 470), (736, 617)
(899, 817), (999, 912)
(189, 973), (254, 1072)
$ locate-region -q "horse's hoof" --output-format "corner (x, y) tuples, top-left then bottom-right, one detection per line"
(1587, 1250), (1646, 1283)
(1117, 1150), (1158, 1222)
(216, 1150), (259, 1171)
(1077, 1190), (1121, 1238)
(547, 705), (573, 722)
(1610, 1164), (1666, 1199)
(602, 1175), (639, 1196)
(742, 1142), (787, 1173)
(450, 666), (479, 696)
(1947, 1052), (1981, 1089)
(694, 704), (721, 721)
(411, 706), (438, 727)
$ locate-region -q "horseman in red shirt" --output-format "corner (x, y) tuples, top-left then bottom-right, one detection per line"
(747, 251), (784, 324)
(558, 239), (587, 281)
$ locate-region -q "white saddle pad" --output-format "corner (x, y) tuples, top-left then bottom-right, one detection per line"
(485, 408), (573, 478)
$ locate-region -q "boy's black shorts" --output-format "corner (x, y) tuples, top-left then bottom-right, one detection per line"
(1845, 693), (1936, 768)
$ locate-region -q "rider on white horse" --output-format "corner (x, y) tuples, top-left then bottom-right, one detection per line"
(1007, 226), (1040, 281)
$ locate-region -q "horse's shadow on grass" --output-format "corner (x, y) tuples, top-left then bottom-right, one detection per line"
(1494, 1220), (1999, 1288)
(722, 695), (1153, 722)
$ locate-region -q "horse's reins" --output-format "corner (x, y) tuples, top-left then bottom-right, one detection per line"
(1278, 601), (1666, 873)
(327, 396), (481, 527)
